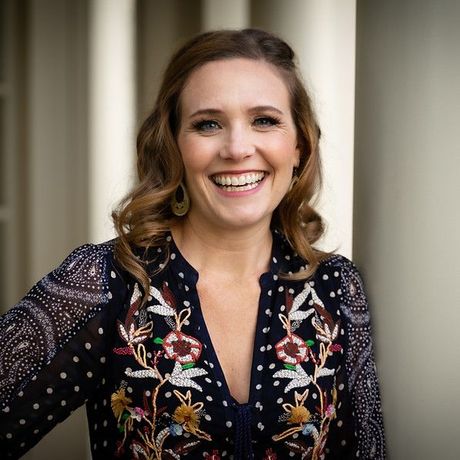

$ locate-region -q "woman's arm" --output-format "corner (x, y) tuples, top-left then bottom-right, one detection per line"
(0, 243), (128, 459)
(325, 257), (386, 459)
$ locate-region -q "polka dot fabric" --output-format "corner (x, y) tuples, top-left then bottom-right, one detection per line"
(0, 233), (386, 459)
(0, 243), (128, 458)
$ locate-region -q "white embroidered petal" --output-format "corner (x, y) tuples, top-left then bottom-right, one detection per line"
(149, 286), (174, 309)
(169, 362), (205, 391)
(131, 283), (142, 305)
(147, 304), (175, 316)
(311, 289), (325, 308)
(290, 308), (315, 321)
(125, 369), (157, 379)
(273, 369), (299, 379)
(130, 335), (150, 345)
(318, 336), (330, 343)
(117, 322), (129, 342)
(317, 367), (335, 378)
(169, 375), (203, 392)
(332, 324), (339, 340)
(181, 367), (207, 378)
(291, 284), (311, 313)
(155, 427), (170, 448)
(284, 376), (311, 393)
(128, 323), (136, 340)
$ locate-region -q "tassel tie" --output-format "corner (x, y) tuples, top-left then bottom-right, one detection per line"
(234, 404), (254, 459)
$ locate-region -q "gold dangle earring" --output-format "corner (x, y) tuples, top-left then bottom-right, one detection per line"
(171, 182), (190, 216)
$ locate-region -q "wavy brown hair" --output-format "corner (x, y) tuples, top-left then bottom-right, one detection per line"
(113, 29), (326, 300)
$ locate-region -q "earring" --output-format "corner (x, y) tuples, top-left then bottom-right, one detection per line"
(171, 182), (190, 216)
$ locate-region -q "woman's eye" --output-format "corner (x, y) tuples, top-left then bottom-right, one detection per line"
(192, 120), (221, 132)
(253, 116), (280, 128)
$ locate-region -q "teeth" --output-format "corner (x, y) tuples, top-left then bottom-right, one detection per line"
(219, 182), (260, 192)
(212, 172), (265, 187)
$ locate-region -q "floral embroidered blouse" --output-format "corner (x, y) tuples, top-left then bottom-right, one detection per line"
(0, 232), (386, 459)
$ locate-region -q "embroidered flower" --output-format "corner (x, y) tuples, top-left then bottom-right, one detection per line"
(330, 343), (342, 352)
(204, 450), (221, 459)
(169, 361), (208, 392)
(325, 404), (336, 418)
(117, 320), (154, 346)
(312, 303), (340, 344)
(111, 388), (132, 421)
(163, 330), (202, 364)
(132, 407), (145, 422)
(275, 334), (308, 365)
(169, 422), (184, 436)
(172, 390), (212, 441)
(273, 390), (311, 441)
(302, 423), (317, 436)
(273, 363), (312, 393)
(288, 405), (311, 424)
(173, 403), (200, 430)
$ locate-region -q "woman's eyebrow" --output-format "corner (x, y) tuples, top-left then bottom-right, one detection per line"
(189, 108), (223, 118)
(189, 105), (284, 118)
(248, 105), (284, 115)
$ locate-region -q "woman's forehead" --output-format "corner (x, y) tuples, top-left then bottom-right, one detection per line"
(179, 58), (291, 116)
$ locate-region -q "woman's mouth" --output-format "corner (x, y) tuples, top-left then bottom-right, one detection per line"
(211, 172), (266, 192)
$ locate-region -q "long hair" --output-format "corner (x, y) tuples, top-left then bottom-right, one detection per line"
(112, 29), (325, 301)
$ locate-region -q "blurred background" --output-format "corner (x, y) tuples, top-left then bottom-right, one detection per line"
(1, 0), (459, 459)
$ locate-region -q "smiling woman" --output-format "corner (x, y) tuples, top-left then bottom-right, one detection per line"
(0, 29), (386, 459)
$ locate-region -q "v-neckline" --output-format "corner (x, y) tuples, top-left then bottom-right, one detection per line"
(167, 233), (279, 406)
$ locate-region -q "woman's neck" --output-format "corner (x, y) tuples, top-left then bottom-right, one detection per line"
(171, 217), (273, 280)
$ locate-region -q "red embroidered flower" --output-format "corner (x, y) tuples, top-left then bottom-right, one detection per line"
(330, 343), (342, 352)
(275, 334), (308, 365)
(204, 450), (221, 460)
(162, 331), (202, 364)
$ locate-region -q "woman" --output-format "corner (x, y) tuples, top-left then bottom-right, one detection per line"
(0, 29), (385, 459)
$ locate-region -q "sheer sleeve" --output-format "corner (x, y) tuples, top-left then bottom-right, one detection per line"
(0, 242), (129, 459)
(326, 257), (386, 459)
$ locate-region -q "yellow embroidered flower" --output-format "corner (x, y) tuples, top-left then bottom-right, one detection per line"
(288, 405), (311, 424)
(111, 388), (132, 421)
(173, 390), (212, 441)
(173, 404), (200, 431)
(273, 389), (311, 441)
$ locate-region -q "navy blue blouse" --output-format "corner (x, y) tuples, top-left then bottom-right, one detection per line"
(0, 232), (386, 459)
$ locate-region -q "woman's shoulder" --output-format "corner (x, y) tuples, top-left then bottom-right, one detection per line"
(318, 252), (361, 275)
(47, 238), (129, 292)
(60, 239), (116, 263)
(272, 230), (362, 281)
(317, 253), (367, 291)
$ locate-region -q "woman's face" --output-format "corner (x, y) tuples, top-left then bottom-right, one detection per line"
(177, 58), (300, 234)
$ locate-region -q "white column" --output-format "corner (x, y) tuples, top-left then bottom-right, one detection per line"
(202, 0), (250, 30)
(252, 0), (356, 257)
(89, 0), (136, 243)
(355, 1), (460, 458)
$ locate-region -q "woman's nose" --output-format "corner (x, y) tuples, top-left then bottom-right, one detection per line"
(219, 125), (256, 160)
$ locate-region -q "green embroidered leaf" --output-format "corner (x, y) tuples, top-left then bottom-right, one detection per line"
(153, 337), (164, 344)
(306, 340), (315, 347)
(122, 411), (130, 421)
(284, 364), (297, 370)
(181, 363), (195, 370)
